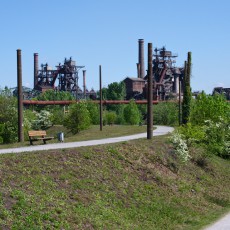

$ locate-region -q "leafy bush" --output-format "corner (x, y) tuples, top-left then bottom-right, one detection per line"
(50, 106), (66, 125)
(170, 132), (190, 163)
(178, 123), (205, 146)
(103, 111), (117, 125)
(64, 102), (91, 134)
(86, 101), (100, 125)
(124, 100), (141, 125)
(153, 102), (178, 125)
(190, 93), (230, 125)
(203, 118), (230, 158)
(32, 110), (52, 130)
(0, 95), (18, 143)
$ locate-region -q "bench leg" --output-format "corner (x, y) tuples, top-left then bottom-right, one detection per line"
(43, 140), (46, 144)
(30, 140), (33, 145)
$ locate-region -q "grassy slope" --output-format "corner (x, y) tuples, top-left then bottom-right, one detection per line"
(0, 135), (230, 229)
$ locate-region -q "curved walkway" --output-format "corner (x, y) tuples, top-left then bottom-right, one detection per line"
(203, 212), (230, 230)
(0, 126), (174, 155)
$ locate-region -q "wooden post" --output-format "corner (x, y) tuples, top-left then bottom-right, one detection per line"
(147, 43), (153, 139)
(17, 49), (24, 142)
(99, 65), (103, 131)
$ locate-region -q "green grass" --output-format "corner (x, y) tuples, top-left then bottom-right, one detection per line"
(0, 125), (147, 149)
(0, 135), (229, 229)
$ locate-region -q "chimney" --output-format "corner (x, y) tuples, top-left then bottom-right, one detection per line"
(83, 70), (86, 98)
(34, 53), (38, 89)
(138, 39), (145, 78)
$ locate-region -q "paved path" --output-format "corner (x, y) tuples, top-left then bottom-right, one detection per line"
(203, 212), (230, 230)
(0, 125), (174, 154)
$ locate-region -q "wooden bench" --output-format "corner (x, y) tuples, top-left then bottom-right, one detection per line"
(28, 130), (54, 145)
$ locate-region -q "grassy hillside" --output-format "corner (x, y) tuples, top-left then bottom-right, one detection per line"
(0, 134), (229, 229)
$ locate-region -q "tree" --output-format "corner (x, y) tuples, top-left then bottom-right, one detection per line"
(63, 102), (91, 134)
(182, 52), (192, 124)
(106, 81), (126, 100)
(124, 100), (141, 125)
(86, 101), (100, 125)
(0, 93), (17, 143)
(190, 92), (230, 125)
(36, 89), (75, 101)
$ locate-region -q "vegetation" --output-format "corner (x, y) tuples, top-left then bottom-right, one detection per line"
(153, 102), (178, 126)
(63, 102), (91, 134)
(0, 135), (229, 229)
(124, 99), (141, 125)
(182, 52), (192, 124)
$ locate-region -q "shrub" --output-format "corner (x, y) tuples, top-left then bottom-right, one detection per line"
(86, 101), (100, 125)
(178, 123), (205, 146)
(153, 102), (178, 125)
(190, 93), (230, 125)
(170, 132), (190, 163)
(64, 102), (91, 134)
(103, 111), (117, 125)
(124, 100), (141, 125)
(203, 118), (230, 158)
(31, 110), (52, 130)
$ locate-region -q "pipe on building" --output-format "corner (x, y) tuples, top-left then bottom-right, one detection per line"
(138, 39), (145, 78)
(34, 53), (38, 89)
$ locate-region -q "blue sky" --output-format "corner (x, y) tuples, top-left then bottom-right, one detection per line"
(0, 0), (229, 94)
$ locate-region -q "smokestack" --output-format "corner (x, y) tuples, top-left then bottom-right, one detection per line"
(83, 70), (86, 98)
(138, 39), (145, 78)
(136, 63), (140, 78)
(34, 53), (38, 89)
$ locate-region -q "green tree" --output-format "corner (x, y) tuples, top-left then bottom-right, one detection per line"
(36, 89), (75, 101)
(190, 92), (230, 125)
(64, 102), (91, 134)
(106, 81), (126, 100)
(153, 102), (178, 125)
(0, 94), (17, 143)
(86, 101), (100, 125)
(124, 100), (141, 125)
(182, 52), (192, 124)
(103, 111), (117, 125)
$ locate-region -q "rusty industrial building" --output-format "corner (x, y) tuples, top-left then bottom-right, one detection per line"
(212, 87), (230, 100)
(33, 53), (96, 99)
(123, 39), (184, 100)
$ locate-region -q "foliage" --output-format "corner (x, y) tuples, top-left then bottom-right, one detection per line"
(115, 105), (126, 124)
(106, 81), (126, 100)
(103, 111), (117, 125)
(86, 101), (100, 125)
(36, 89), (75, 101)
(63, 102), (91, 134)
(105, 81), (126, 111)
(50, 106), (66, 125)
(153, 102), (178, 125)
(203, 118), (230, 158)
(182, 53), (192, 124)
(31, 110), (52, 130)
(0, 94), (18, 143)
(178, 123), (205, 146)
(170, 132), (190, 163)
(190, 92), (230, 125)
(124, 100), (141, 125)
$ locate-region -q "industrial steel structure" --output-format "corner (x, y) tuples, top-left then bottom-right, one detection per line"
(124, 39), (184, 100)
(33, 54), (96, 99)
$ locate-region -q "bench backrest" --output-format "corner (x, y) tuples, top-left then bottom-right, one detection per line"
(28, 130), (47, 137)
